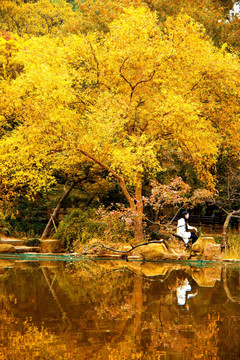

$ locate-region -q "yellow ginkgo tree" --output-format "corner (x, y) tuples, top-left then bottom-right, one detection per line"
(66, 8), (240, 241)
(1, 7), (240, 242)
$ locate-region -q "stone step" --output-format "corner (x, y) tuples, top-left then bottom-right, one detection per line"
(0, 238), (25, 246)
(14, 246), (40, 254)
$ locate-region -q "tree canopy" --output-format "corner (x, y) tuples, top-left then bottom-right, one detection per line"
(1, 2), (240, 240)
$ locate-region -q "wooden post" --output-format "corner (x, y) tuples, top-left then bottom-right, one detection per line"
(41, 182), (75, 240)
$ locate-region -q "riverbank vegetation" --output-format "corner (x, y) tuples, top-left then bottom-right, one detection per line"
(1, 1), (240, 253)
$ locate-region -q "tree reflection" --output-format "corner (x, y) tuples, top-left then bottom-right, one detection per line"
(0, 260), (239, 359)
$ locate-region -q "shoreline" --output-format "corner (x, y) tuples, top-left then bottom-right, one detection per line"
(0, 252), (239, 266)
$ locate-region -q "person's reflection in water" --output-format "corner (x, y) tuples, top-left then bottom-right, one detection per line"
(176, 278), (198, 311)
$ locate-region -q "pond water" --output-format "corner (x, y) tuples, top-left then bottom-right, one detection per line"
(0, 256), (239, 360)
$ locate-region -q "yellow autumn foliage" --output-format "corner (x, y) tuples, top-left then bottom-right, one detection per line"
(1, 6), (240, 238)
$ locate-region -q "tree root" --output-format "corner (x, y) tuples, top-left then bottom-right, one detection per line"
(82, 240), (168, 255)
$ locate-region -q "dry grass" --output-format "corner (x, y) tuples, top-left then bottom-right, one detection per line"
(223, 230), (240, 260)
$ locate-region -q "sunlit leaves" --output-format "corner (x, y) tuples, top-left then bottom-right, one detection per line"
(0, 4), (240, 235)
(0, 0), (80, 36)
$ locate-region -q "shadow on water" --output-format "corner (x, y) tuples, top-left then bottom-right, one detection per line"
(0, 257), (239, 359)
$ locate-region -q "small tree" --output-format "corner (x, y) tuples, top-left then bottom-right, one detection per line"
(145, 177), (215, 227)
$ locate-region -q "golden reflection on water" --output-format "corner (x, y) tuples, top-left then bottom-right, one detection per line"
(0, 259), (239, 359)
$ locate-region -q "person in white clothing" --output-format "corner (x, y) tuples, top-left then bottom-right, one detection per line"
(176, 278), (198, 309)
(177, 210), (198, 246)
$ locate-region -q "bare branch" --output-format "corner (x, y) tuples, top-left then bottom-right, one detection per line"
(190, 71), (207, 92)
(119, 57), (133, 90)
(78, 148), (135, 210)
(119, 58), (156, 99)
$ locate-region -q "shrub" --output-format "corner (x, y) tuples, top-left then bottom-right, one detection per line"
(55, 208), (133, 250)
(26, 238), (41, 247)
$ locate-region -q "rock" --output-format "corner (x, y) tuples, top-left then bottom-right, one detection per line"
(120, 245), (132, 252)
(191, 267), (222, 287)
(191, 236), (222, 261)
(140, 263), (169, 277)
(127, 255), (143, 260)
(131, 243), (182, 261)
(0, 244), (16, 253)
(40, 239), (63, 253)
(202, 243), (222, 261)
(192, 236), (216, 253)
(15, 246), (40, 254)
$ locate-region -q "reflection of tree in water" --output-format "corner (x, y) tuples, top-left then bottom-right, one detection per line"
(0, 261), (239, 359)
(218, 266), (240, 359)
(41, 267), (72, 331)
(0, 295), (73, 359)
(84, 263), (240, 359)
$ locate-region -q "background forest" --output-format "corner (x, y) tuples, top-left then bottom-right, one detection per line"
(1, 0), (240, 248)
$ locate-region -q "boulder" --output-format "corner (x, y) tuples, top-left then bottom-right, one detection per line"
(191, 267), (222, 287)
(191, 236), (222, 261)
(0, 244), (16, 253)
(131, 242), (182, 261)
(202, 243), (222, 261)
(192, 236), (216, 253)
(140, 262), (169, 277)
(40, 239), (63, 253)
(140, 263), (183, 277)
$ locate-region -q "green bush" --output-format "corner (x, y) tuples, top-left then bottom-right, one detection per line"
(26, 238), (41, 247)
(7, 218), (46, 238)
(55, 208), (132, 250)
(0, 218), (12, 236)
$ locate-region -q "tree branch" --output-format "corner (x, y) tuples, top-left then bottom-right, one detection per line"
(87, 40), (100, 85)
(78, 148), (135, 209)
(119, 58), (155, 99)
(119, 57), (133, 90)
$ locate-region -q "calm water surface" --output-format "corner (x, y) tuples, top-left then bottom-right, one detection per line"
(0, 257), (239, 359)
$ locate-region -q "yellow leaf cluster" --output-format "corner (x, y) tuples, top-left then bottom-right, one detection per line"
(0, 0), (80, 36)
(1, 6), (240, 202)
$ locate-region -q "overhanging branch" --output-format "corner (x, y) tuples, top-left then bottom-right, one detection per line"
(78, 148), (135, 209)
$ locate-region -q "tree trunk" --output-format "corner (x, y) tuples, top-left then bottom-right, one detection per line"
(134, 170), (144, 243)
(222, 213), (232, 251)
(41, 182), (75, 240)
(78, 148), (146, 243)
(222, 209), (240, 252)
